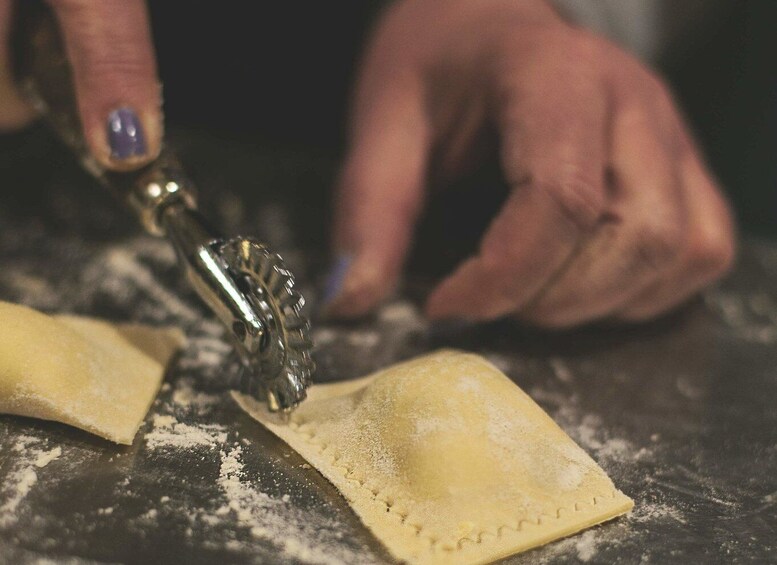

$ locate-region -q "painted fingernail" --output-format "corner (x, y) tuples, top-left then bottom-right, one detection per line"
(321, 254), (353, 306)
(107, 107), (147, 160)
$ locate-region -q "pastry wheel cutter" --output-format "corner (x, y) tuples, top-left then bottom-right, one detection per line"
(11, 2), (314, 412)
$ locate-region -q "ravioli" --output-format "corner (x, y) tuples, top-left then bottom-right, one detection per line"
(0, 301), (184, 444)
(234, 349), (633, 564)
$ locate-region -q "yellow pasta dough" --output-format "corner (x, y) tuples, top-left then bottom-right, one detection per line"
(235, 349), (633, 564)
(0, 301), (184, 444)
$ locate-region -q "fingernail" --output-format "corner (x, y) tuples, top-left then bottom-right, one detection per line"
(107, 107), (147, 160)
(321, 254), (353, 306)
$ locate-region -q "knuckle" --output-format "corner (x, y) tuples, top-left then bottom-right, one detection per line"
(542, 168), (605, 233)
(630, 223), (684, 273)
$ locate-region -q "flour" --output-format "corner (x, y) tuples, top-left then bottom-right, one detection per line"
(182, 445), (374, 564)
(549, 358), (574, 383)
(171, 377), (222, 415)
(629, 501), (686, 524)
(179, 336), (231, 370)
(100, 249), (199, 323)
(35, 447), (62, 468)
(312, 328), (338, 347)
(377, 301), (420, 324)
(0, 436), (61, 528)
(538, 399), (647, 469)
(345, 331), (380, 348)
(705, 290), (777, 344)
(144, 414), (227, 450)
(0, 271), (61, 310)
(574, 530), (598, 561)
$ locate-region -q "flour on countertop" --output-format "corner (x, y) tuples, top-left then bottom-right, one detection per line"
(377, 301), (420, 324)
(574, 530), (598, 562)
(705, 289), (777, 344)
(0, 436), (61, 528)
(213, 445), (373, 565)
(549, 358), (574, 383)
(171, 377), (222, 415)
(144, 414), (227, 450)
(629, 501), (686, 524)
(130, 435), (375, 564)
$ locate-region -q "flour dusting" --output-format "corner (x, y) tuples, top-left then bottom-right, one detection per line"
(0, 436), (61, 528)
(145, 414), (227, 450)
(208, 445), (372, 564)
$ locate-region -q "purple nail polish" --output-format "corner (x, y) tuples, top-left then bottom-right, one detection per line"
(107, 107), (147, 159)
(322, 254), (353, 305)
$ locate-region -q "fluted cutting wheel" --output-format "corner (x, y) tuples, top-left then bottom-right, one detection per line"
(217, 238), (314, 411)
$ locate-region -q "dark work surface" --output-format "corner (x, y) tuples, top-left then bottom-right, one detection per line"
(1, 129), (776, 564)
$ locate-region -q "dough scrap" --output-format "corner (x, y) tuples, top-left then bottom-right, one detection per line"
(235, 350), (633, 565)
(0, 301), (185, 444)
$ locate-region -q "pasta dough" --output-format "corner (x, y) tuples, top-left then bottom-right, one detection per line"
(235, 350), (633, 564)
(0, 301), (184, 444)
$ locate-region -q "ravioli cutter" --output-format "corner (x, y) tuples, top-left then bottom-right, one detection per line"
(12, 3), (314, 412)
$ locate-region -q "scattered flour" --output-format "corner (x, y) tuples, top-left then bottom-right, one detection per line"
(178, 336), (232, 372)
(0, 271), (61, 309)
(312, 328), (338, 347)
(549, 358), (574, 383)
(531, 528), (606, 564)
(212, 445), (372, 565)
(574, 530), (598, 561)
(0, 436), (61, 528)
(144, 414), (227, 450)
(705, 290), (777, 344)
(35, 447), (62, 468)
(377, 301), (421, 324)
(630, 501), (686, 524)
(345, 331), (380, 348)
(103, 249), (196, 322)
(171, 377), (222, 415)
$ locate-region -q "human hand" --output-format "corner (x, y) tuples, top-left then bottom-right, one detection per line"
(326, 0), (735, 327)
(0, 0), (161, 171)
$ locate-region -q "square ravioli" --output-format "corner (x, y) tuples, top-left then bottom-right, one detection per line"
(235, 349), (633, 564)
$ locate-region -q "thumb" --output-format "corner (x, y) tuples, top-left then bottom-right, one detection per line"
(324, 79), (430, 318)
(49, 0), (162, 171)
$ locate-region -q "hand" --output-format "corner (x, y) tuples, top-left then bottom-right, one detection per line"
(0, 0), (161, 171)
(326, 0), (735, 327)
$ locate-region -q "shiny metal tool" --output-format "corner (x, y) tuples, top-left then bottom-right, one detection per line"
(12, 2), (314, 412)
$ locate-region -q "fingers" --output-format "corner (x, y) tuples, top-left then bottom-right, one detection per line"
(425, 38), (608, 320)
(49, 0), (161, 170)
(519, 59), (736, 328)
(0, 0), (37, 130)
(519, 90), (689, 327)
(323, 75), (431, 317)
(616, 143), (736, 321)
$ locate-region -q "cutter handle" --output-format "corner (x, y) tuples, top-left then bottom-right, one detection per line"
(12, 0), (312, 412)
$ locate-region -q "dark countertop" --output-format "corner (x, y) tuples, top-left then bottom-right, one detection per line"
(1, 128), (775, 564)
